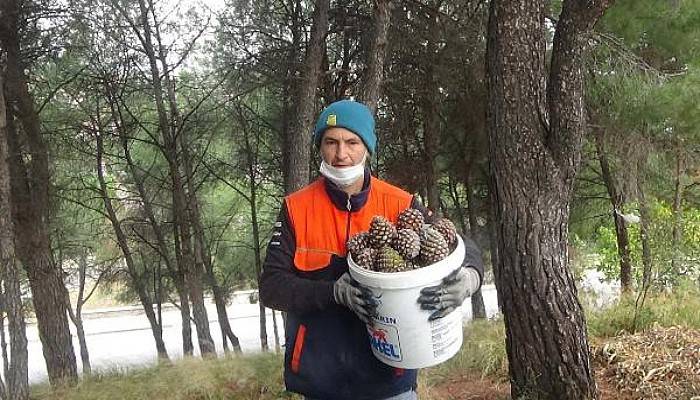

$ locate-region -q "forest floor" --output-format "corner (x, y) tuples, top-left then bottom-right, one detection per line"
(426, 370), (633, 400)
(32, 326), (699, 400)
(31, 288), (700, 400)
(427, 325), (700, 400)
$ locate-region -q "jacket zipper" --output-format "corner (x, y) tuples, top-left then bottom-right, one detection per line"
(345, 195), (352, 249)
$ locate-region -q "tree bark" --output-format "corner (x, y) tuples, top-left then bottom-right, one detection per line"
(95, 133), (170, 360)
(465, 174), (486, 319)
(284, 0), (330, 194)
(1, 0), (78, 384)
(359, 0), (392, 114)
(486, 0), (611, 398)
(594, 132), (632, 292)
(64, 254), (91, 375)
(180, 137), (241, 353)
(128, 0), (215, 356)
(671, 145), (683, 275)
(239, 108), (268, 351)
(637, 160), (652, 289)
(281, 0), (303, 192)
(105, 79), (194, 356)
(422, 20), (442, 215)
(0, 68), (29, 400)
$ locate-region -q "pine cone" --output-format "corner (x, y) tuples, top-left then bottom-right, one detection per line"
(419, 226), (449, 265)
(404, 259), (420, 271)
(432, 218), (457, 246)
(375, 246), (406, 273)
(397, 208), (424, 232)
(392, 229), (420, 260)
(354, 248), (376, 269)
(346, 232), (370, 257)
(368, 216), (397, 248)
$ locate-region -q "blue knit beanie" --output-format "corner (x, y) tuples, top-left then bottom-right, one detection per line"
(313, 100), (377, 154)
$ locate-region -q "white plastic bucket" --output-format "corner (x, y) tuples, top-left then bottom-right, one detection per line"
(348, 236), (466, 369)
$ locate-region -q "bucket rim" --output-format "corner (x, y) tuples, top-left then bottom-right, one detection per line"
(348, 235), (466, 289)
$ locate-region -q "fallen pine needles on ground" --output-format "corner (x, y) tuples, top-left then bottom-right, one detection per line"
(592, 325), (700, 400)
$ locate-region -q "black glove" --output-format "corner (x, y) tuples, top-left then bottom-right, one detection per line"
(417, 266), (481, 321)
(333, 272), (379, 324)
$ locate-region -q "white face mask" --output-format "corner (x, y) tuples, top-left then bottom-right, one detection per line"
(319, 152), (367, 188)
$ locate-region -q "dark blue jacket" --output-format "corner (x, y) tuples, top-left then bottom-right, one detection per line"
(260, 171), (483, 399)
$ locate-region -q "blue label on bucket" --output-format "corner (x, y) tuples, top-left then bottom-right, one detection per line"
(367, 323), (402, 362)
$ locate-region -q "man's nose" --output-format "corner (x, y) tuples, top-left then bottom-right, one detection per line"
(336, 142), (349, 160)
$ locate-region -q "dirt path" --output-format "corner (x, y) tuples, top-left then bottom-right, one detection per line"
(428, 371), (635, 400)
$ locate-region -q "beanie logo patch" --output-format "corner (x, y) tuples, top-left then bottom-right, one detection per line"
(327, 114), (337, 126)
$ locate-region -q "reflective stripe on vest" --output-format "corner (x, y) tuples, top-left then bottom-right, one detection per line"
(286, 177), (413, 271)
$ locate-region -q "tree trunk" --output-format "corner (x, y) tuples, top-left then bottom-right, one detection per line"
(637, 160), (653, 289)
(486, 0), (610, 398)
(281, 0), (302, 192)
(633, 158), (653, 332)
(594, 132), (632, 292)
(465, 174), (486, 319)
(284, 0), (330, 194)
(0, 301), (7, 400)
(422, 25), (442, 214)
(239, 109), (269, 351)
(181, 139), (241, 353)
(129, 0), (215, 356)
(671, 146), (683, 275)
(0, 70), (29, 399)
(65, 254), (91, 375)
(359, 0), (392, 114)
(271, 309), (281, 353)
(1, 2), (78, 384)
(105, 80), (193, 356)
(95, 133), (170, 360)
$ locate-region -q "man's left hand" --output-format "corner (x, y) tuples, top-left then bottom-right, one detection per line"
(417, 267), (481, 321)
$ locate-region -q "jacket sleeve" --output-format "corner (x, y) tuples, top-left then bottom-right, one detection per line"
(410, 197), (485, 285)
(259, 201), (336, 314)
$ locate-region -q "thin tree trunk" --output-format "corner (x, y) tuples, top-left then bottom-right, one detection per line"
(0, 71), (28, 399)
(633, 159), (653, 331)
(487, 0), (609, 397)
(271, 309), (281, 353)
(671, 146), (683, 275)
(239, 110), (268, 351)
(181, 141), (241, 353)
(594, 132), (632, 292)
(105, 81), (193, 356)
(359, 0), (392, 114)
(65, 254), (91, 375)
(0, 301), (7, 400)
(284, 0), (330, 194)
(126, 0), (215, 356)
(422, 13), (442, 214)
(637, 161), (653, 289)
(465, 173), (486, 319)
(281, 0), (302, 192)
(1, 2), (78, 383)
(95, 133), (170, 360)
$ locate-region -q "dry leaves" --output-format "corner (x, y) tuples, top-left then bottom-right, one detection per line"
(593, 325), (700, 400)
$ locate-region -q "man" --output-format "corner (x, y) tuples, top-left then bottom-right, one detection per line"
(260, 99), (483, 400)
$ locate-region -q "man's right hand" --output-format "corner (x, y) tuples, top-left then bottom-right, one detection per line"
(333, 272), (378, 324)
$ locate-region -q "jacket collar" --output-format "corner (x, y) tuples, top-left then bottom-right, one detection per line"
(322, 167), (371, 212)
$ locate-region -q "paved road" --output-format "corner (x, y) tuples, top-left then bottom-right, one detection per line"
(16, 286), (500, 384)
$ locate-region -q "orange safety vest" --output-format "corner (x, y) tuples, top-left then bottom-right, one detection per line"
(285, 176), (413, 272)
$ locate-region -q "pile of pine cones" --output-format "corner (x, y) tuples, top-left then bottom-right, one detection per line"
(347, 208), (458, 273)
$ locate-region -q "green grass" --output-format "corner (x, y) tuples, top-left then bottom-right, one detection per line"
(31, 353), (298, 400)
(31, 286), (700, 399)
(586, 283), (700, 337)
(425, 319), (508, 385)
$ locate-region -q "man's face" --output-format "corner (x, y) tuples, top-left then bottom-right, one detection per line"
(320, 127), (368, 167)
